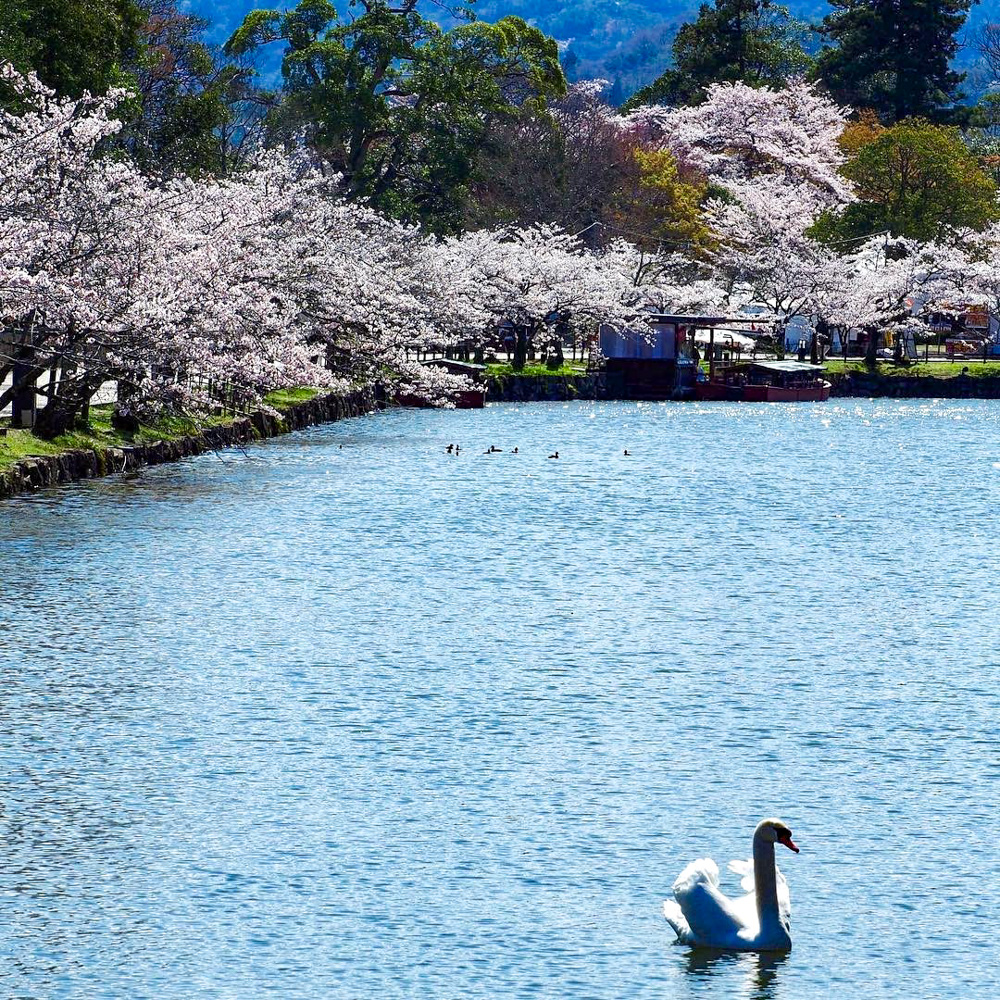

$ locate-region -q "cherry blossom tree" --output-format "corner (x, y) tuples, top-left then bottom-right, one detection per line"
(635, 78), (852, 198)
(3, 61), (986, 436)
(0, 67), (158, 432)
(0, 66), (480, 428)
(435, 224), (645, 368)
(820, 236), (964, 362)
(949, 223), (1000, 322)
(621, 81), (856, 354)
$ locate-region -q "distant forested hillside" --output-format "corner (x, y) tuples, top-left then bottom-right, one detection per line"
(465, 0), (840, 94)
(185, 0), (992, 99)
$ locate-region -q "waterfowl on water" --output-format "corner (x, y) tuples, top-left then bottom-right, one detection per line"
(663, 818), (800, 952)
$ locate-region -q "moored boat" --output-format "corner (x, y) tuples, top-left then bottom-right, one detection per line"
(695, 360), (831, 402)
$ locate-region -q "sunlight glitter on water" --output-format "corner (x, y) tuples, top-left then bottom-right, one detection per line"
(2, 399), (999, 1000)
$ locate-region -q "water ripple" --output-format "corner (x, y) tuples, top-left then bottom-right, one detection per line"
(1, 399), (998, 999)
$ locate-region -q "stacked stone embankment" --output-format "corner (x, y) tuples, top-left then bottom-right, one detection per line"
(485, 373), (606, 402)
(0, 388), (376, 501)
(827, 372), (1000, 399)
(486, 369), (1000, 403)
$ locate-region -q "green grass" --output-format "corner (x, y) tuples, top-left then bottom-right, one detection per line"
(485, 362), (588, 377)
(0, 405), (220, 473)
(1, 389), (326, 474)
(265, 386), (321, 407)
(823, 360), (1000, 378)
(0, 428), (75, 466)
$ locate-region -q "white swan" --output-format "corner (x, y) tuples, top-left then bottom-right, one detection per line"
(663, 818), (800, 951)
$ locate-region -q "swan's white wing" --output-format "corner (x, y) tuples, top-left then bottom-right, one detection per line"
(663, 899), (693, 943)
(728, 858), (754, 893)
(666, 858), (750, 948)
(664, 858), (717, 942)
(664, 860), (711, 944)
(665, 859), (721, 943)
(727, 858), (792, 923)
(674, 857), (720, 895)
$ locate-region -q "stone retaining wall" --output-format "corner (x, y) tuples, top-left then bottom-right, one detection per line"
(0, 388), (377, 501)
(488, 370), (1000, 403)
(827, 372), (1000, 399)
(485, 373), (606, 402)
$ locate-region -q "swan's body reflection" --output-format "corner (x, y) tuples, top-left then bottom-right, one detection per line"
(682, 949), (788, 1000)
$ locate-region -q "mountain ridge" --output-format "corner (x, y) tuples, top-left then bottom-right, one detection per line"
(183, 0), (991, 100)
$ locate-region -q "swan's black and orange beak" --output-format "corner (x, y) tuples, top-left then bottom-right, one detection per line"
(777, 831), (800, 853)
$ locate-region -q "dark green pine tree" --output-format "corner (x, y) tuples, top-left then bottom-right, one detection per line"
(816, 0), (973, 122)
(624, 0), (812, 108)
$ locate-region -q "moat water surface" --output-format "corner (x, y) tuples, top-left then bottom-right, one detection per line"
(2, 399), (999, 999)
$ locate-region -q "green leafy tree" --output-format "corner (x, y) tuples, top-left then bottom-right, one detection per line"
(126, 1), (269, 177)
(0, 3), (32, 73)
(811, 119), (1000, 244)
(226, 0), (566, 229)
(612, 149), (714, 255)
(815, 0), (973, 123)
(18, 0), (147, 98)
(624, 0), (813, 109)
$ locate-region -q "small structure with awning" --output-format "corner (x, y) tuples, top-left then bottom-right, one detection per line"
(599, 313), (762, 399)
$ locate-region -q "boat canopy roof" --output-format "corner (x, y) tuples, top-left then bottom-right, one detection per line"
(748, 361), (826, 373)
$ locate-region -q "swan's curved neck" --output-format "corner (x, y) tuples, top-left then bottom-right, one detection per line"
(752, 833), (780, 929)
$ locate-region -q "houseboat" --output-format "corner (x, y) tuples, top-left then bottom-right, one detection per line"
(599, 314), (747, 399)
(696, 360), (831, 402)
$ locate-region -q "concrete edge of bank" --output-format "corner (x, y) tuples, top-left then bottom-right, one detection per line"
(0, 387), (377, 502)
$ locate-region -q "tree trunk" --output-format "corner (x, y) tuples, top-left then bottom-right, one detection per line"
(9, 317), (40, 428)
(11, 345), (37, 429)
(33, 374), (103, 438)
(864, 326), (881, 367)
(513, 325), (529, 371)
(34, 397), (77, 438)
(811, 318), (826, 365)
(547, 336), (564, 369)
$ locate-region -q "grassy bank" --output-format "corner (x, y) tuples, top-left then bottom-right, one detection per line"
(485, 362), (588, 377)
(0, 389), (322, 474)
(822, 360), (1000, 378)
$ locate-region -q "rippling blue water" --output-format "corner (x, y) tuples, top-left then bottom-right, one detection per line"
(2, 400), (999, 999)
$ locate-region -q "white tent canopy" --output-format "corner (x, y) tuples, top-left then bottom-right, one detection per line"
(691, 328), (756, 349)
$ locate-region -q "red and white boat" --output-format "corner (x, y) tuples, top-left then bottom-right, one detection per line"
(695, 360), (831, 402)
